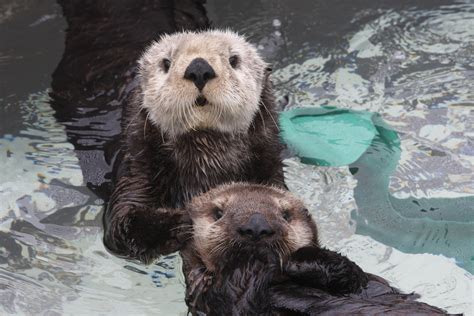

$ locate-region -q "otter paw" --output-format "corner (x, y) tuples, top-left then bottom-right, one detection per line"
(110, 207), (190, 263)
(286, 246), (368, 295)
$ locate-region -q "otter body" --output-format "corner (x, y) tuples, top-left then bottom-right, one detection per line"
(183, 183), (446, 315)
(103, 30), (284, 262)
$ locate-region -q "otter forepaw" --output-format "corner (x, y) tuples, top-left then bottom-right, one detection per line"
(286, 246), (368, 295)
(105, 207), (191, 263)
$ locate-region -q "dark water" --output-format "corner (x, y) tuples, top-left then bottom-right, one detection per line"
(0, 0), (473, 314)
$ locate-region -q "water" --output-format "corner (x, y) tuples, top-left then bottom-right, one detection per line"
(1, 0), (473, 314)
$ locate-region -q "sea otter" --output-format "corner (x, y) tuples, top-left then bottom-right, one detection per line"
(103, 30), (285, 263)
(182, 183), (446, 315)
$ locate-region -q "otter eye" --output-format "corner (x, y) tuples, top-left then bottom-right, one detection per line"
(213, 207), (224, 221)
(229, 55), (239, 68)
(282, 210), (292, 222)
(162, 58), (171, 73)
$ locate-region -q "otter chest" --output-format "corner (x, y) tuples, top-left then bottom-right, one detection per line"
(158, 132), (252, 206)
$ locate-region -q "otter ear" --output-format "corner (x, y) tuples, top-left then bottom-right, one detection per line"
(264, 66), (273, 80)
(261, 65), (274, 97)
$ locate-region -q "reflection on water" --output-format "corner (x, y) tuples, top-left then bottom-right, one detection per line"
(1, 0), (473, 315)
(349, 115), (474, 272)
(0, 91), (186, 314)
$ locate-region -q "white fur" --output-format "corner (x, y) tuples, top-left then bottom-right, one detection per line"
(138, 30), (267, 138)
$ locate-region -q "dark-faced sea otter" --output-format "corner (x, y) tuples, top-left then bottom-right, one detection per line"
(103, 30), (285, 263)
(182, 183), (447, 315)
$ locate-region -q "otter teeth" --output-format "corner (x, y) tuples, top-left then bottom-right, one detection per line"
(195, 95), (208, 107)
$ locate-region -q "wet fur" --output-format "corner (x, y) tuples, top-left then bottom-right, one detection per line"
(271, 275), (447, 315)
(181, 184), (365, 315)
(102, 44), (284, 262)
(184, 249), (446, 315)
(182, 184), (447, 315)
(273, 248), (447, 315)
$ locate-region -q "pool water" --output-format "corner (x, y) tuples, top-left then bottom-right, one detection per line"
(0, 0), (473, 314)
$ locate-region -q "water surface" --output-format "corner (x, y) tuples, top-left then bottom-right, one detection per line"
(1, 0), (473, 314)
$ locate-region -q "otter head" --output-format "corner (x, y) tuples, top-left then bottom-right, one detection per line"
(138, 30), (268, 138)
(187, 183), (319, 272)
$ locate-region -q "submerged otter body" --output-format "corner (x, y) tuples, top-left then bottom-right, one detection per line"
(183, 183), (446, 315)
(103, 30), (285, 262)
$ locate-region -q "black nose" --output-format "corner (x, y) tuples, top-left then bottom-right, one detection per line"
(184, 58), (216, 91)
(237, 214), (275, 241)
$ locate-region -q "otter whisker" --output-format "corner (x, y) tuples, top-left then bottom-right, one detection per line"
(187, 103), (198, 131)
(213, 100), (224, 127)
(182, 99), (195, 132)
(160, 129), (166, 143)
(258, 106), (266, 131)
(167, 104), (176, 138)
(179, 234), (195, 243)
(170, 224), (194, 232)
(260, 100), (279, 131)
(185, 104), (194, 131)
(125, 106), (146, 134)
(144, 111), (152, 140)
(185, 104), (193, 130)
(178, 101), (186, 131)
(169, 100), (180, 138)
(272, 241), (284, 263)
(278, 252), (284, 272)
(208, 236), (230, 257)
(208, 245), (224, 258)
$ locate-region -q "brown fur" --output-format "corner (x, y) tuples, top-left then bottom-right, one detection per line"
(181, 184), (446, 316)
(181, 183), (319, 315)
(102, 31), (285, 263)
(184, 183), (318, 271)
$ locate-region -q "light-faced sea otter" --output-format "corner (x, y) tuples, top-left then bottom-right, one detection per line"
(103, 30), (285, 263)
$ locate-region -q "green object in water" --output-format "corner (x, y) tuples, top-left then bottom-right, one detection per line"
(279, 107), (376, 166)
(279, 106), (474, 273)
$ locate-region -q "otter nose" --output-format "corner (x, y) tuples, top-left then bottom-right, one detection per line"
(237, 214), (275, 241)
(184, 58), (216, 91)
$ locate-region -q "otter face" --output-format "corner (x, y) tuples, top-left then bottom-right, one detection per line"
(138, 30), (267, 138)
(187, 183), (318, 271)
